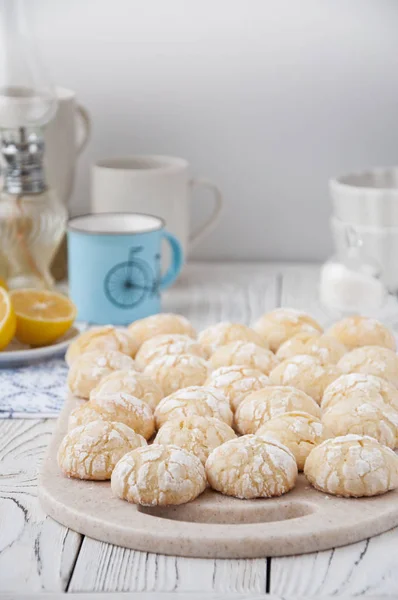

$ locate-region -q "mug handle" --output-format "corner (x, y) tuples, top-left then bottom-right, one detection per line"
(75, 104), (92, 156)
(159, 231), (184, 290)
(189, 177), (224, 249)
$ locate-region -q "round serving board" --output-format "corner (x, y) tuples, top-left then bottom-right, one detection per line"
(39, 394), (398, 558)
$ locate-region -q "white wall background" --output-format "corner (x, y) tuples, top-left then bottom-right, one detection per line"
(31, 0), (398, 260)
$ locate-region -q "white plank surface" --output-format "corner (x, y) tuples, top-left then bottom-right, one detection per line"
(2, 262), (398, 595)
(0, 419), (82, 592)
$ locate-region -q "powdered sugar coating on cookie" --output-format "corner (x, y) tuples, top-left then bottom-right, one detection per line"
(269, 355), (340, 404)
(253, 309), (323, 352)
(321, 396), (398, 448)
(205, 435), (298, 499)
(304, 434), (398, 497)
(90, 369), (163, 411)
(327, 316), (396, 351)
(67, 350), (135, 399)
(321, 373), (398, 413)
(276, 331), (321, 361)
(66, 326), (139, 365)
(210, 341), (278, 375)
(135, 334), (208, 370)
(205, 365), (269, 412)
(198, 322), (268, 354)
(58, 420), (146, 480)
(111, 443), (206, 506)
(337, 345), (398, 388)
(144, 354), (209, 397)
(128, 313), (196, 348)
(256, 411), (328, 470)
(235, 385), (321, 435)
(155, 386), (233, 428)
(154, 415), (236, 464)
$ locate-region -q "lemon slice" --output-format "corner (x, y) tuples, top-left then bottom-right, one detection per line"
(10, 289), (77, 347)
(0, 288), (16, 350)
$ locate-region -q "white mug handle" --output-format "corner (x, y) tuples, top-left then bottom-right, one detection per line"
(189, 177), (224, 249)
(75, 104), (91, 156)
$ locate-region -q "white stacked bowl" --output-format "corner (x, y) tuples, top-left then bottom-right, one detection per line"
(330, 168), (398, 293)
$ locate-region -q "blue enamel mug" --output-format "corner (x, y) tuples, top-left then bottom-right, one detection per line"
(67, 212), (183, 324)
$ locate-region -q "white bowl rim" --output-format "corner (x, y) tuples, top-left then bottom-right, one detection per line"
(330, 166), (398, 195)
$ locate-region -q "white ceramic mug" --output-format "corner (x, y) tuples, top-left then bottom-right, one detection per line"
(331, 216), (398, 292)
(330, 167), (398, 228)
(45, 87), (91, 204)
(91, 155), (223, 259)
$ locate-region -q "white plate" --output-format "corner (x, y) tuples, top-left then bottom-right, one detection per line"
(0, 324), (83, 368)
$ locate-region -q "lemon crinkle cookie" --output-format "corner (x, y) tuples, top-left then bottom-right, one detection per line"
(135, 334), (208, 370)
(111, 444), (206, 505)
(144, 354), (209, 397)
(68, 392), (155, 439)
(198, 321), (268, 354)
(235, 385), (321, 435)
(327, 316), (396, 351)
(90, 369), (163, 411)
(66, 325), (139, 365)
(67, 350), (135, 399)
(205, 435), (297, 499)
(304, 434), (398, 497)
(256, 411), (327, 470)
(154, 386), (233, 428)
(128, 313), (196, 347)
(154, 415), (236, 464)
(210, 341), (278, 375)
(253, 308), (323, 352)
(269, 354), (340, 404)
(205, 365), (269, 412)
(58, 420), (146, 480)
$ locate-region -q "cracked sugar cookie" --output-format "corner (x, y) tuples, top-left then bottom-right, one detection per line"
(154, 386), (233, 428)
(198, 322), (268, 354)
(253, 308), (323, 352)
(304, 434), (398, 497)
(90, 369), (163, 411)
(256, 411), (328, 470)
(65, 325), (139, 365)
(327, 316), (396, 351)
(154, 415), (236, 464)
(321, 396), (398, 448)
(205, 365), (269, 412)
(69, 392), (155, 439)
(205, 435), (298, 499)
(210, 341), (278, 375)
(277, 335), (347, 365)
(58, 420), (146, 480)
(135, 334), (208, 370)
(67, 351), (135, 399)
(128, 313), (196, 348)
(143, 354), (209, 397)
(235, 385), (321, 435)
(111, 443), (206, 506)
(337, 346), (398, 389)
(276, 331), (321, 361)
(269, 354), (340, 404)
(321, 373), (398, 413)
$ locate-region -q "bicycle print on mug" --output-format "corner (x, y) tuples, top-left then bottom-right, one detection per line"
(104, 247), (161, 308)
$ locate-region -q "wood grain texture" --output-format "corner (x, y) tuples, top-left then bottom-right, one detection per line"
(0, 419), (82, 592)
(68, 541), (268, 593)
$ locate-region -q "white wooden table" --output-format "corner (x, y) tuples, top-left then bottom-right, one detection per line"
(1, 262), (398, 598)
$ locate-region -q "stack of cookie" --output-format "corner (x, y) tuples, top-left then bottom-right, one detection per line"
(57, 310), (398, 506)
